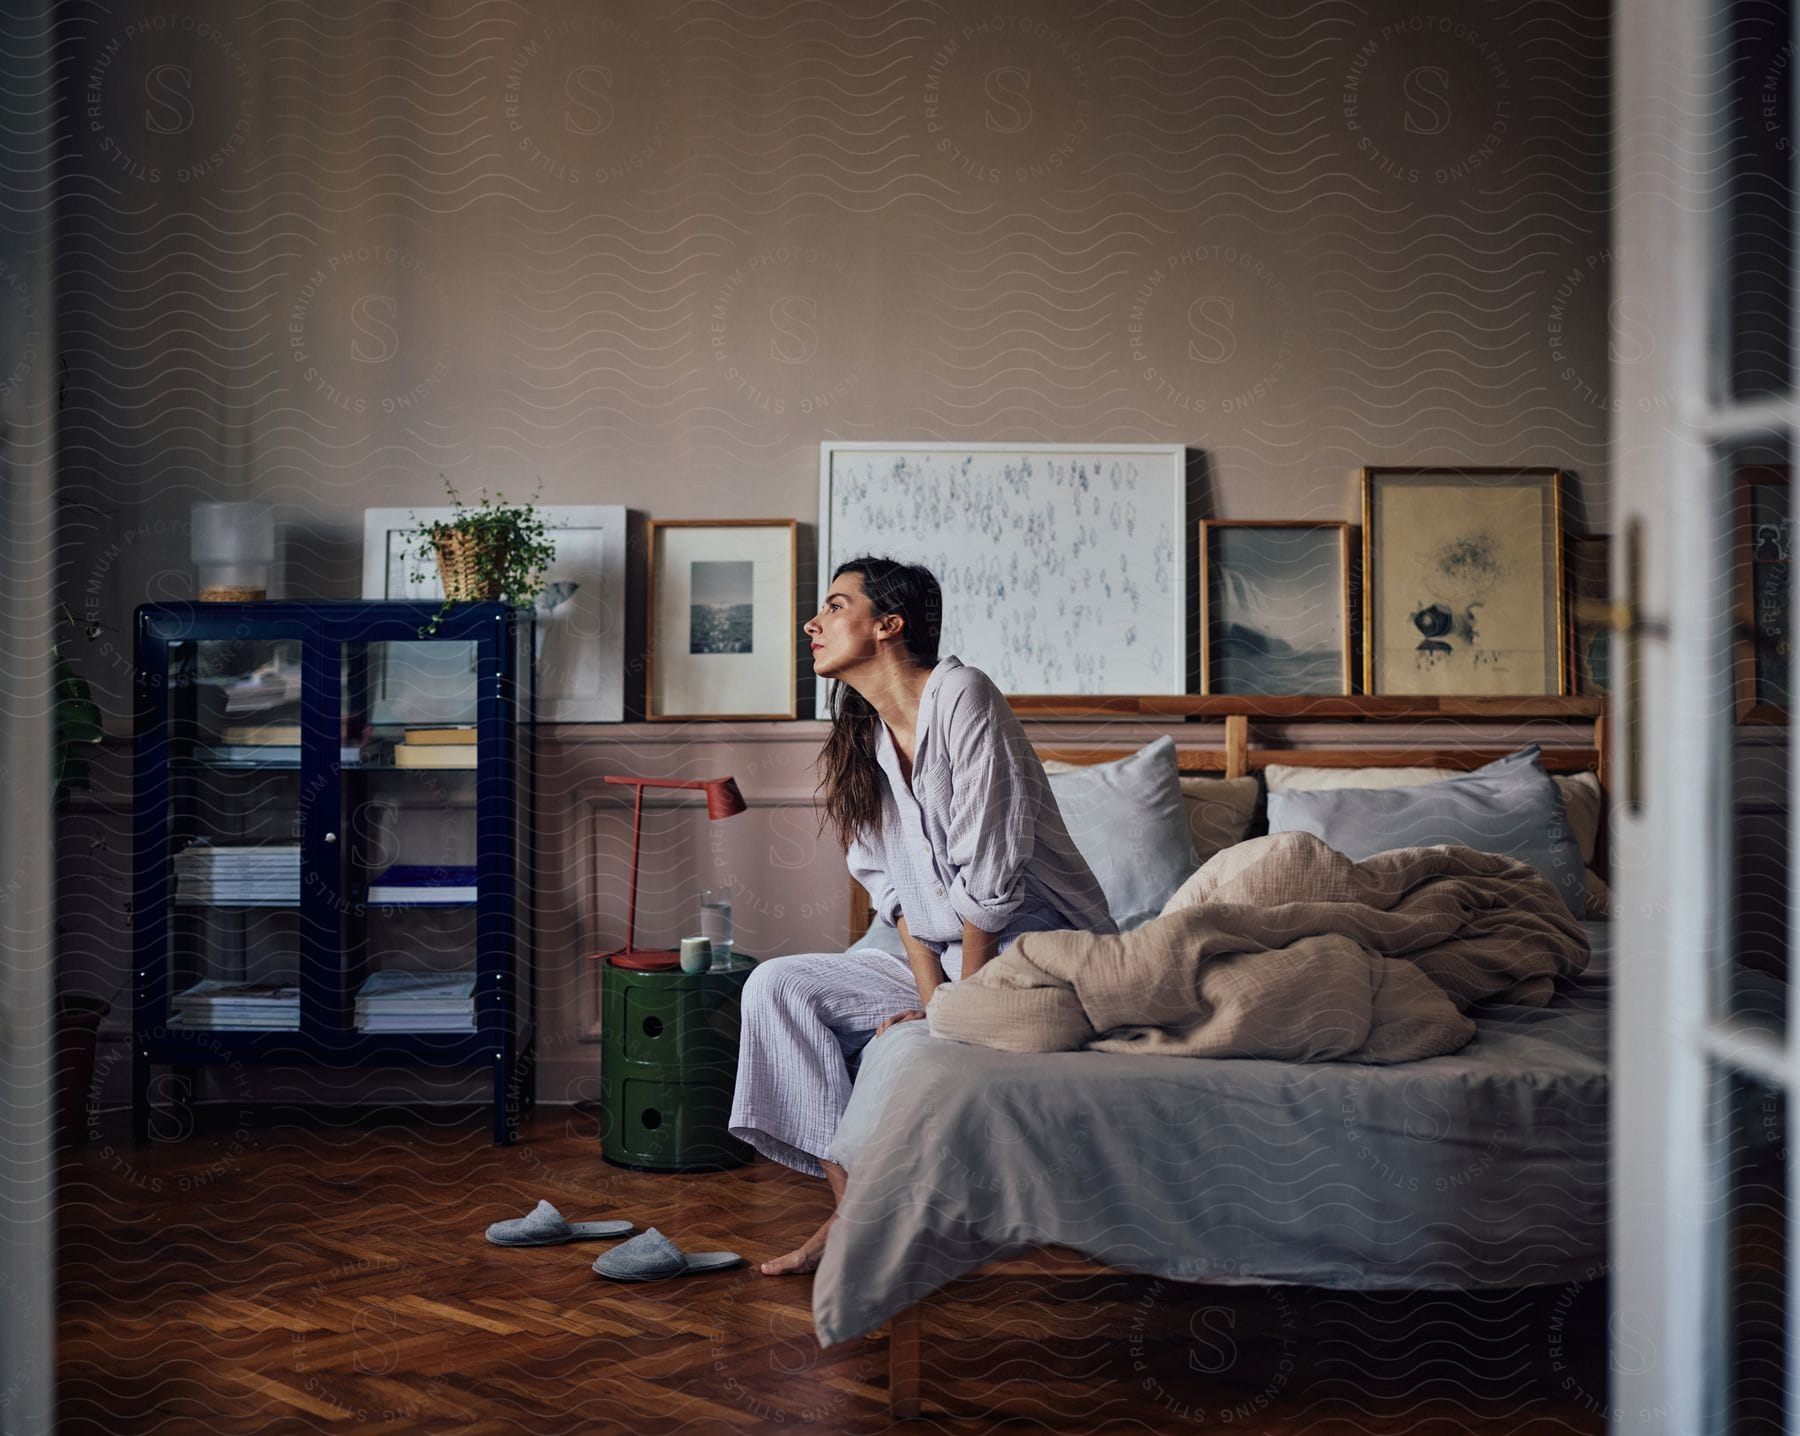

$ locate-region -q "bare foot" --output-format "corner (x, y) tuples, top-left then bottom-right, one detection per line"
(760, 1215), (834, 1275)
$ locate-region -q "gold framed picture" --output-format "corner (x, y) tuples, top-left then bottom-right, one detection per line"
(1567, 533), (1611, 697)
(646, 519), (798, 721)
(1361, 467), (1567, 696)
(1199, 520), (1352, 695)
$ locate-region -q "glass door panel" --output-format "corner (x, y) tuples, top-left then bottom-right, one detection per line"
(1722, 1068), (1787, 1434)
(1715, 0), (1795, 402)
(1723, 450), (1792, 1032)
(343, 638), (481, 1035)
(161, 636), (304, 1031)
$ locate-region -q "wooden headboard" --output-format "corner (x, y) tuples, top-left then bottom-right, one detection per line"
(846, 699), (1609, 946)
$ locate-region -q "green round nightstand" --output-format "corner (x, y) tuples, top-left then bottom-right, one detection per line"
(600, 956), (756, 1171)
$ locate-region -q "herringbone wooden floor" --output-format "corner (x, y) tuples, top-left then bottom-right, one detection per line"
(58, 1104), (1614, 1435)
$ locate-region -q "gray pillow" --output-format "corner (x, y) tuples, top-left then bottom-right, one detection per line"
(1265, 761), (1606, 869)
(1264, 745), (1586, 916)
(1045, 736), (1199, 929)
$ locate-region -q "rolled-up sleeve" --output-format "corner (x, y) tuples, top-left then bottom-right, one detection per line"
(941, 682), (1037, 932)
(846, 831), (902, 926)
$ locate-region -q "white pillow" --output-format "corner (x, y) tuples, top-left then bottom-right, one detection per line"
(1263, 763), (1453, 792)
(1044, 737), (1199, 929)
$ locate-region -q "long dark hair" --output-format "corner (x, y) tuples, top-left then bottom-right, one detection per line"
(817, 556), (942, 850)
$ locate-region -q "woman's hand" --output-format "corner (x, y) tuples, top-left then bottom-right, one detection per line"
(875, 1008), (927, 1038)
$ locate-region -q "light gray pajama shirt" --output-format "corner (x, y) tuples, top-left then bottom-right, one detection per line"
(728, 656), (1114, 1175)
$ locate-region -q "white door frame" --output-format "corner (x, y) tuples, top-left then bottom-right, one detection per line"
(1613, 0), (1791, 1431)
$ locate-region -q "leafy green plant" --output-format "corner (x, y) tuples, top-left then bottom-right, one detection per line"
(406, 478), (559, 637)
(53, 643), (103, 802)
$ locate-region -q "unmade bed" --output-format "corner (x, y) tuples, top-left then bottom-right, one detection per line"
(812, 920), (1614, 1348)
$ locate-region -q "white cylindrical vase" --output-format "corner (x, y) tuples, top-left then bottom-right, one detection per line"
(192, 501), (275, 600)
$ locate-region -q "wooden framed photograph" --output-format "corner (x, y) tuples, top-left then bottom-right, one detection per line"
(1736, 467), (1790, 722)
(1567, 533), (1611, 696)
(1199, 521), (1351, 695)
(647, 519), (798, 721)
(1361, 467), (1567, 696)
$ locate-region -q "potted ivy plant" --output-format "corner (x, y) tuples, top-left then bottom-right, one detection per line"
(53, 640), (103, 803)
(406, 478), (560, 636)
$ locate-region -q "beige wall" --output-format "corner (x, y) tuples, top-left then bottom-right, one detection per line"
(53, 0), (1616, 1105)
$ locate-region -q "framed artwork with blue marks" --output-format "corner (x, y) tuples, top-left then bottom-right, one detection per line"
(1361, 467), (1567, 696)
(817, 443), (1187, 715)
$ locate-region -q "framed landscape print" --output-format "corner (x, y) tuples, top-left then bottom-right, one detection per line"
(1567, 533), (1611, 696)
(647, 519), (798, 721)
(1199, 521), (1351, 695)
(1736, 467), (1790, 722)
(362, 504), (627, 722)
(1362, 467), (1567, 696)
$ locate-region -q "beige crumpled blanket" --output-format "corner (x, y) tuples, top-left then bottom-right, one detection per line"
(927, 831), (1591, 1063)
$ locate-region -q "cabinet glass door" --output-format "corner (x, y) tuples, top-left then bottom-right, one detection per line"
(341, 638), (482, 1038)
(159, 634), (307, 1033)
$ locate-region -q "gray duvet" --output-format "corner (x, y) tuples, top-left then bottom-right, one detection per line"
(811, 923), (1612, 1348)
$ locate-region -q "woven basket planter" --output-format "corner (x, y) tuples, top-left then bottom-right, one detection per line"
(433, 528), (509, 601)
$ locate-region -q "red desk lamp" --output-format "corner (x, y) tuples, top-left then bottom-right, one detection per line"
(599, 774), (746, 970)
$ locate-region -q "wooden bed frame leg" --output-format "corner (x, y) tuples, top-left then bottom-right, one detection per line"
(889, 1303), (922, 1421)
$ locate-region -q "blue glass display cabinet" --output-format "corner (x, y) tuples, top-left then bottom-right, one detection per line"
(133, 601), (536, 1145)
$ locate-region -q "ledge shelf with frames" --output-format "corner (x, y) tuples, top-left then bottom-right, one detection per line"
(133, 601), (536, 1145)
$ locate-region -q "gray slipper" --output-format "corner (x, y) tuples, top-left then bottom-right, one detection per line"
(486, 1199), (635, 1247)
(591, 1227), (743, 1281)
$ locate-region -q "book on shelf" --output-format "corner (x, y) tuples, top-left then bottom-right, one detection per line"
(176, 842), (303, 861)
(174, 844), (303, 904)
(175, 891), (303, 905)
(366, 865), (478, 904)
(220, 722), (374, 744)
(171, 977), (301, 1030)
(402, 726), (477, 746)
(356, 1015), (476, 1032)
(175, 978), (299, 1001)
(393, 743), (478, 769)
(169, 1014), (303, 1030)
(222, 665), (300, 716)
(354, 968), (476, 1032)
(196, 740), (380, 766)
(222, 722), (302, 745)
(355, 969), (477, 1002)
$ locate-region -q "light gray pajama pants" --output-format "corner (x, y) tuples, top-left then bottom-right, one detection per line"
(728, 942), (964, 1176)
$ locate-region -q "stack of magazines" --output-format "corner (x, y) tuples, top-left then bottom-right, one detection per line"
(393, 726), (478, 769)
(196, 720), (380, 766)
(367, 865), (478, 905)
(170, 977), (301, 1030)
(174, 843), (302, 905)
(354, 969), (477, 1032)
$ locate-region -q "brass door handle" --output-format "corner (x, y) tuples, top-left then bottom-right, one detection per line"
(1574, 536), (1662, 816)
(1621, 522), (1647, 814)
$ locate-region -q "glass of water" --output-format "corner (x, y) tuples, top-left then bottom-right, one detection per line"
(698, 887), (733, 969)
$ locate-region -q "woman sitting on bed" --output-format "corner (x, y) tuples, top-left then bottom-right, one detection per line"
(730, 555), (1115, 1275)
